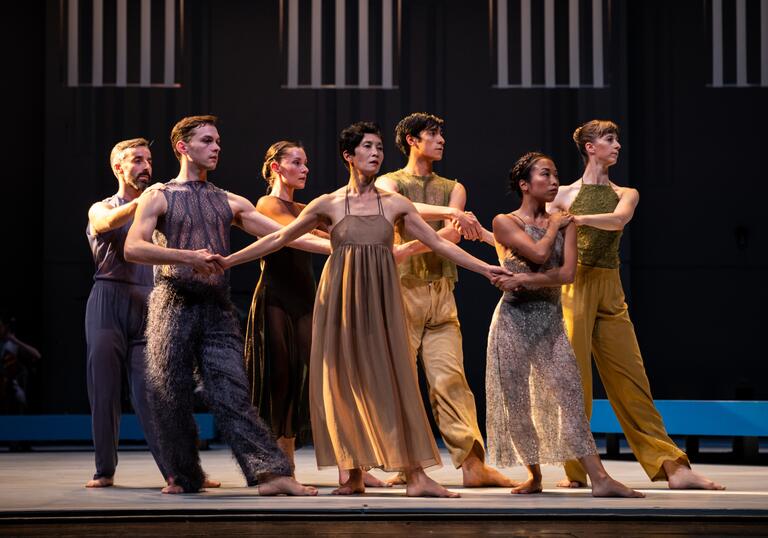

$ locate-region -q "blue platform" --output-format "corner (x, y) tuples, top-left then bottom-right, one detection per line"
(0, 401), (766, 443)
(590, 400), (768, 436)
(0, 413), (215, 442)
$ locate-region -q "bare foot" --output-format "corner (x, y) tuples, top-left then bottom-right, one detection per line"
(591, 477), (645, 498)
(258, 475), (318, 496)
(161, 477), (186, 494)
(556, 478), (587, 488)
(333, 469), (365, 495)
(406, 470), (460, 498)
(384, 472), (406, 486)
(664, 461), (725, 490)
(85, 476), (113, 488)
(203, 478), (221, 488)
(510, 477), (542, 494)
(462, 463), (517, 488)
(340, 469), (391, 488)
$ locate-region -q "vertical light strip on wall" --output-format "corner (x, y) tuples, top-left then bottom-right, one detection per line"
(592, 0), (604, 87)
(92, 0), (103, 86)
(287, 0), (299, 87)
(569, 0), (580, 87)
(382, 0), (393, 87)
(68, 0), (79, 86)
(164, 0), (175, 86)
(762, 0), (768, 86)
(140, 0), (151, 86)
(736, 0), (747, 86)
(520, 0), (532, 86)
(358, 0), (369, 87)
(335, 0), (345, 86)
(116, 0), (127, 86)
(712, 0), (723, 86)
(311, 0), (322, 87)
(544, 0), (555, 86)
(497, 0), (509, 87)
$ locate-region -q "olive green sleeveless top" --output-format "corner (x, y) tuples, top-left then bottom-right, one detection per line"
(381, 169), (459, 283)
(569, 184), (622, 269)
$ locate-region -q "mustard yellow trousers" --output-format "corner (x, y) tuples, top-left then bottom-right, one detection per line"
(401, 278), (485, 467)
(562, 264), (688, 482)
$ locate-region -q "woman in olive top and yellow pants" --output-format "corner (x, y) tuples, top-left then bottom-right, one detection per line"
(549, 120), (724, 490)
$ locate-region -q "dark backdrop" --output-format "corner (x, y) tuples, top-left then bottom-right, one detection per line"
(4, 1), (766, 426)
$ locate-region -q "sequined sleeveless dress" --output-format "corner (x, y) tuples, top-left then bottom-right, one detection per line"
(309, 189), (441, 471)
(486, 224), (597, 466)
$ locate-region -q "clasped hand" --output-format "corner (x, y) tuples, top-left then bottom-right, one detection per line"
(490, 270), (528, 292)
(186, 249), (229, 276)
(451, 211), (483, 241)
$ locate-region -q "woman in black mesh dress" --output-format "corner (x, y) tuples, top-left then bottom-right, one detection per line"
(244, 141), (321, 470)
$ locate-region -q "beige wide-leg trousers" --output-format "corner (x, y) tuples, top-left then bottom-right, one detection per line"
(401, 278), (485, 468)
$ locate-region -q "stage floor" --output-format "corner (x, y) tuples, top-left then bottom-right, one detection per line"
(1, 447), (766, 518)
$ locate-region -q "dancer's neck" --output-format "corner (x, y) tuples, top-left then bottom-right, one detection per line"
(581, 160), (611, 185)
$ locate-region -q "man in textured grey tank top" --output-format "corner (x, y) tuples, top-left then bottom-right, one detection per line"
(84, 138), (166, 487)
(125, 115), (324, 495)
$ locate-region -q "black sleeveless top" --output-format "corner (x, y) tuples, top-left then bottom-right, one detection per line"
(259, 199), (316, 316)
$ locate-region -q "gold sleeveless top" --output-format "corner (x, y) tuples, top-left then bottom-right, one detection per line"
(569, 184), (622, 269)
(380, 169), (459, 283)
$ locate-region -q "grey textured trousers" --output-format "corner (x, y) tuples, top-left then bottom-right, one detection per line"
(145, 280), (291, 493)
(85, 280), (167, 480)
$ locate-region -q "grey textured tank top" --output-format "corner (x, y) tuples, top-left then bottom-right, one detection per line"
(86, 194), (153, 286)
(153, 179), (234, 289)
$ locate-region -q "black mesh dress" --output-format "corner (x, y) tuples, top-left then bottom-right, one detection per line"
(244, 197), (316, 448)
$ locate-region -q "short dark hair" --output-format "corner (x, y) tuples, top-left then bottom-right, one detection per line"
(170, 115), (219, 161)
(394, 112), (444, 156)
(338, 121), (381, 163)
(509, 152), (553, 197)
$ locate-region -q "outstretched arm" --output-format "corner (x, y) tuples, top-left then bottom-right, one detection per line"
(231, 193), (330, 255)
(222, 196), (327, 268)
(574, 188), (638, 231)
(124, 190), (221, 274)
(399, 197), (507, 281)
(376, 177), (482, 232)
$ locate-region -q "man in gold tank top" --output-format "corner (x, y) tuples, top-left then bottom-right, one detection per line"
(549, 119), (723, 490)
(376, 113), (513, 487)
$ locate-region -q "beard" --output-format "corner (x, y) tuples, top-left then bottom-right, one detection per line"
(127, 173), (152, 191)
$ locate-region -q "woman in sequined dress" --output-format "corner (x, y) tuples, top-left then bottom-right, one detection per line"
(486, 152), (643, 498)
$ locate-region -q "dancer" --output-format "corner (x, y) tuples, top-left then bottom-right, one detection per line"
(244, 141), (389, 488)
(84, 138), (170, 488)
(244, 141), (318, 470)
(375, 112), (512, 487)
(549, 120), (723, 490)
(487, 152), (643, 497)
(125, 115), (326, 495)
(213, 121), (511, 497)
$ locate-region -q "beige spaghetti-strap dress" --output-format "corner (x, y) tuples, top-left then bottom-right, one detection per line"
(309, 189), (441, 471)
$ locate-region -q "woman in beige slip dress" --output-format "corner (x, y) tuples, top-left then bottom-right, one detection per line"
(215, 122), (510, 497)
